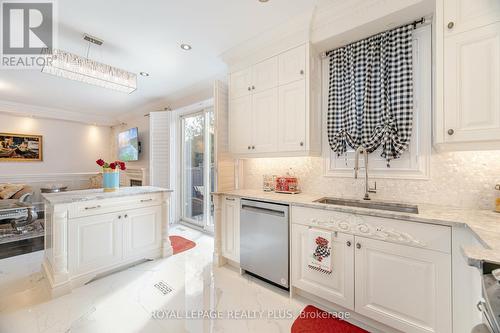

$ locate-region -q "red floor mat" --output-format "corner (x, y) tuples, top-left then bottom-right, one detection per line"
(169, 235), (196, 255)
(292, 305), (369, 333)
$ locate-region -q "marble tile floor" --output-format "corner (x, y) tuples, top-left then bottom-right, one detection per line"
(0, 224), (311, 333)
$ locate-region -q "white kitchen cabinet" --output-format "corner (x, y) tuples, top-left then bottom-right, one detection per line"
(436, 0), (500, 149)
(252, 88), (279, 153)
(443, 23), (500, 143)
(229, 95), (253, 154)
(221, 196), (240, 263)
(68, 212), (123, 276)
(278, 80), (306, 152)
(252, 57), (278, 93)
(230, 68), (252, 99)
(279, 44), (306, 85)
(123, 206), (162, 259)
(292, 224), (354, 310)
(228, 43), (321, 157)
(444, 0), (500, 36)
(354, 236), (452, 333)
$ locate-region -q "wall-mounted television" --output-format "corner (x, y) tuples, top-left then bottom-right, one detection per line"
(118, 127), (139, 161)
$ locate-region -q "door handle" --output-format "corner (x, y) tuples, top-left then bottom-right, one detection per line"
(85, 205), (101, 210)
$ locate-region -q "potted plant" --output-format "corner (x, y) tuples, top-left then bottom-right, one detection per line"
(96, 159), (126, 192)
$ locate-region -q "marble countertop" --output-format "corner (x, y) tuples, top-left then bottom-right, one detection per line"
(42, 186), (172, 205)
(214, 189), (500, 266)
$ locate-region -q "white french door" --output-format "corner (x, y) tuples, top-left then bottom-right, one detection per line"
(180, 108), (215, 232)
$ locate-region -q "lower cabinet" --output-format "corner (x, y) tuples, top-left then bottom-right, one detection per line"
(221, 196), (240, 262)
(69, 212), (123, 276)
(354, 236), (452, 333)
(291, 215), (452, 333)
(292, 224), (354, 310)
(68, 205), (162, 277)
(123, 206), (162, 258)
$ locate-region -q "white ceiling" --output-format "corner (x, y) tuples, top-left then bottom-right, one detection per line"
(0, 0), (316, 121)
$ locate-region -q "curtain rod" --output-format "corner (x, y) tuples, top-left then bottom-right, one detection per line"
(321, 17), (426, 58)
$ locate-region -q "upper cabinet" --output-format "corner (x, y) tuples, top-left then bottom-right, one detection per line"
(229, 43), (321, 157)
(436, 0), (500, 149)
(444, 0), (500, 35)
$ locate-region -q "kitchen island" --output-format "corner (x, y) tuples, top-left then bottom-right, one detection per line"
(42, 186), (173, 297)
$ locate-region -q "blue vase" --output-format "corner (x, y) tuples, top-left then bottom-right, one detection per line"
(103, 168), (119, 192)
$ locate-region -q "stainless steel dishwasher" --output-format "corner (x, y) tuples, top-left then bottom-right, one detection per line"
(240, 199), (289, 289)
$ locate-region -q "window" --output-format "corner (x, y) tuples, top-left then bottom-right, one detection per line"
(323, 24), (431, 179)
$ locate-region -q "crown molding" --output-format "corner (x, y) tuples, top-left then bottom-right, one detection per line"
(0, 100), (117, 126)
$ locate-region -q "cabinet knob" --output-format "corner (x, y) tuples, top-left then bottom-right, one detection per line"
(300, 142), (304, 147)
(356, 243), (361, 249)
(251, 145), (255, 150)
(252, 85), (255, 90)
(346, 241), (352, 247)
(248, 146), (251, 150)
(300, 70), (304, 75)
(447, 129), (455, 136)
(247, 87), (251, 91)
(118, 215), (122, 219)
(124, 214), (128, 218)
(447, 22), (454, 29)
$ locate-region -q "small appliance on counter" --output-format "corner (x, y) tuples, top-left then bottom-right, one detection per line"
(263, 175), (277, 192)
(495, 184), (500, 213)
(274, 169), (301, 194)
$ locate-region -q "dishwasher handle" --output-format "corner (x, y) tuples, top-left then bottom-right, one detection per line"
(241, 204), (286, 217)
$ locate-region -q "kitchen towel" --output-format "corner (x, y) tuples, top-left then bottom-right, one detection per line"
(308, 228), (333, 274)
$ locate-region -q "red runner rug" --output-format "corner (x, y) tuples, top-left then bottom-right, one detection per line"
(292, 305), (368, 333)
(169, 235), (196, 255)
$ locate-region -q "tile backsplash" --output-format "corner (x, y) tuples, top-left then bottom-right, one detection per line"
(242, 150), (500, 210)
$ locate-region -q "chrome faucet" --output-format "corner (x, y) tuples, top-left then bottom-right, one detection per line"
(354, 146), (377, 200)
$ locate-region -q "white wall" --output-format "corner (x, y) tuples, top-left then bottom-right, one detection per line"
(0, 114), (111, 175)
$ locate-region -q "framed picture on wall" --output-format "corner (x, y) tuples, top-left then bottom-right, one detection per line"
(0, 133), (43, 162)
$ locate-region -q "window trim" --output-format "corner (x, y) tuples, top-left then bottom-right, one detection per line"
(322, 24), (432, 180)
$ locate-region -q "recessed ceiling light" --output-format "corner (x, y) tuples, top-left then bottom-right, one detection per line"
(139, 72), (150, 77)
(180, 43), (192, 51)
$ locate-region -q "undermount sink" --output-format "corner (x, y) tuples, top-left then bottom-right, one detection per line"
(314, 197), (419, 214)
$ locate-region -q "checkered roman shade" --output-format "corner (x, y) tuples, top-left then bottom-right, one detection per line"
(327, 24), (414, 165)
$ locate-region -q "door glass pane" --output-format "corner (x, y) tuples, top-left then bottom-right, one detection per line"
(182, 113), (205, 224)
(208, 110), (215, 227)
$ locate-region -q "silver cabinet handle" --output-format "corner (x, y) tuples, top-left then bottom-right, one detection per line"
(346, 241), (352, 247)
(225, 197), (235, 201)
(448, 129), (454, 136)
(356, 243), (361, 249)
(447, 22), (454, 29)
(85, 205), (101, 210)
(140, 199), (153, 203)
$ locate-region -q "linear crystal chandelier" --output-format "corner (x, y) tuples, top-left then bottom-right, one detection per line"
(41, 48), (137, 94)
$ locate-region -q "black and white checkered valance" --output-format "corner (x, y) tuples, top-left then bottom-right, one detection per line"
(327, 24), (414, 164)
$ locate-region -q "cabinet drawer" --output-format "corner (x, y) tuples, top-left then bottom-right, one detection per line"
(69, 194), (162, 218)
(291, 206), (451, 253)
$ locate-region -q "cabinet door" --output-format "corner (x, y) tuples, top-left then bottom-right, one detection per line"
(252, 88), (278, 153)
(354, 236), (452, 333)
(123, 206), (162, 258)
(252, 57), (278, 93)
(292, 224), (354, 310)
(279, 45), (306, 85)
(278, 80), (306, 152)
(445, 0), (500, 35)
(230, 68), (252, 99)
(221, 196), (240, 262)
(444, 23), (500, 143)
(69, 213), (123, 276)
(229, 95), (253, 154)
